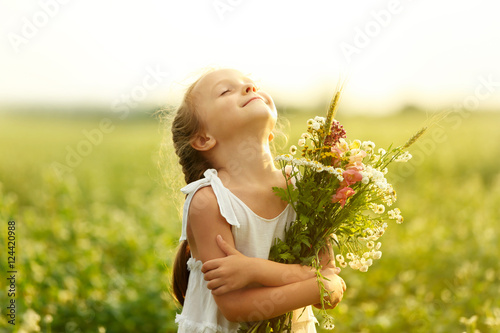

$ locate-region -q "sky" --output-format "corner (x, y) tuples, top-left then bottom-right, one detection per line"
(1, 0), (500, 114)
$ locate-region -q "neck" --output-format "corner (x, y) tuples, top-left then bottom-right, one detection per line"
(206, 133), (279, 186)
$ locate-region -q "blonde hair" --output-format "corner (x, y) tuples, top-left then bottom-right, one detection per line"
(170, 76), (214, 184)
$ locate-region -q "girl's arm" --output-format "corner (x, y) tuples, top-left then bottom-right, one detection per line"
(202, 235), (339, 295)
(187, 187), (345, 322)
(214, 268), (344, 322)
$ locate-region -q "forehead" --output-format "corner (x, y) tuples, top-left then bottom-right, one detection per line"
(192, 69), (249, 95)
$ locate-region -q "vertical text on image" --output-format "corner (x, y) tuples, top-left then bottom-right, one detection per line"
(5, 220), (17, 325)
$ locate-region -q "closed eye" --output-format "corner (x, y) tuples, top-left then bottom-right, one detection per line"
(220, 89), (230, 96)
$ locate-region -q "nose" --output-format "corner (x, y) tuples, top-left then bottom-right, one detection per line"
(243, 83), (257, 94)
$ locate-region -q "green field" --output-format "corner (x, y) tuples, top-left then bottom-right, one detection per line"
(0, 108), (499, 333)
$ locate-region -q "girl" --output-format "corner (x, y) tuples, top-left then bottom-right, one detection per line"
(170, 68), (346, 332)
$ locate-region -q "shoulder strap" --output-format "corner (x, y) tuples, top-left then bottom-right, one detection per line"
(179, 169), (240, 242)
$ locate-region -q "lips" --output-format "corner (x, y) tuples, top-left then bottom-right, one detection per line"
(243, 96), (264, 107)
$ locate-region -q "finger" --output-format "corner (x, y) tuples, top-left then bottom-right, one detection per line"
(201, 259), (221, 273)
(338, 276), (345, 286)
(206, 278), (224, 291)
(211, 285), (231, 296)
(203, 269), (219, 282)
(333, 290), (343, 304)
(327, 241), (334, 257)
(323, 259), (337, 269)
(327, 241), (336, 267)
(216, 234), (240, 256)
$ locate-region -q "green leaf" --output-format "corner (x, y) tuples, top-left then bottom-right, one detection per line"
(272, 186), (290, 202)
(301, 238), (311, 248)
(292, 243), (302, 255)
(299, 214), (310, 224)
(278, 252), (295, 262)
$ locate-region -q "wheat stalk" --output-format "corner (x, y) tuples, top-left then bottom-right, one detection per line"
(402, 127), (427, 149)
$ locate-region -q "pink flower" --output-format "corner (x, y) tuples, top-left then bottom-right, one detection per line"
(342, 168), (363, 186)
(331, 145), (344, 158)
(284, 165), (300, 187)
(332, 187), (355, 208)
(284, 165), (293, 178)
(349, 149), (367, 164)
(347, 161), (364, 171)
(331, 139), (349, 158)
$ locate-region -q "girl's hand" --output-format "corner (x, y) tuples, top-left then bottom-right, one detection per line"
(201, 235), (255, 296)
(314, 267), (346, 310)
(318, 239), (337, 269)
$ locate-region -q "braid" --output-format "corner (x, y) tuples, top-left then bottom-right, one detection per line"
(171, 95), (212, 184)
(169, 74), (213, 306)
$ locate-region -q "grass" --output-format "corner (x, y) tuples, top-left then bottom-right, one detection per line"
(0, 108), (499, 332)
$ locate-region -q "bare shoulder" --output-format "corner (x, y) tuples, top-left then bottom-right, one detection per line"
(187, 186), (234, 261)
(189, 186), (217, 214)
(188, 186), (224, 226)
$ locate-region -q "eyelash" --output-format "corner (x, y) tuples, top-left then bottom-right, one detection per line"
(220, 84), (258, 96)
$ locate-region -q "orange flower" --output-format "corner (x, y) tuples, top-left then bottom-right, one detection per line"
(332, 187), (355, 208)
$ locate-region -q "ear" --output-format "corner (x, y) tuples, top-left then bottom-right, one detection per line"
(191, 132), (216, 151)
(268, 132), (274, 142)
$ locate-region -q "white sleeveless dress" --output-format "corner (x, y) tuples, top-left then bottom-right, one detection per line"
(175, 169), (318, 332)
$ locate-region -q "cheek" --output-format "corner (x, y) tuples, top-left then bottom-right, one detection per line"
(204, 106), (239, 136)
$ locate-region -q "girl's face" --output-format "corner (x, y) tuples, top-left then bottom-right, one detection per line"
(191, 69), (277, 143)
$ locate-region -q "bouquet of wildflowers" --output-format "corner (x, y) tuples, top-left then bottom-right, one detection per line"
(239, 90), (425, 332)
